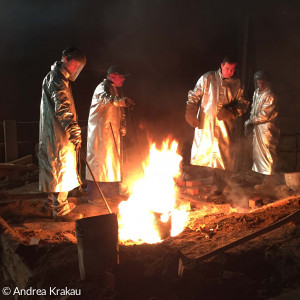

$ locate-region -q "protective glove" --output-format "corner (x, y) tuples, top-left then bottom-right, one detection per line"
(120, 126), (127, 137)
(73, 140), (81, 151)
(125, 97), (135, 107)
(185, 105), (201, 128)
(217, 108), (235, 121)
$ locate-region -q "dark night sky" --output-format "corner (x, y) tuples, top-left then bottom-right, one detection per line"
(0, 0), (299, 145)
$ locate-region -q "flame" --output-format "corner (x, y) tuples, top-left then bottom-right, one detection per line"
(118, 139), (189, 244)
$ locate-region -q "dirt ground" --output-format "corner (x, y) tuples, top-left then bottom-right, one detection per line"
(0, 168), (300, 300)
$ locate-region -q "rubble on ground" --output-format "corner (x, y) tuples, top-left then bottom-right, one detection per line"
(0, 168), (300, 299)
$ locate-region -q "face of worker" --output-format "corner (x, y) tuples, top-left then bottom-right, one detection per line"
(256, 79), (268, 92)
(63, 57), (85, 81)
(109, 73), (126, 87)
(221, 62), (237, 79)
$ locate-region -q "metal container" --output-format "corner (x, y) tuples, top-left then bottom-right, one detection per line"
(76, 213), (119, 280)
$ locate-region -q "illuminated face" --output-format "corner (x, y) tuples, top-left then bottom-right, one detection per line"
(109, 73), (126, 87)
(221, 62), (236, 79)
(257, 79), (268, 91)
(63, 58), (85, 81)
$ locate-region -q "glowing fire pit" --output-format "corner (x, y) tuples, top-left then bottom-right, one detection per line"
(118, 139), (189, 245)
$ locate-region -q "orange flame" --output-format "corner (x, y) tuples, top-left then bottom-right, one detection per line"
(118, 139), (189, 244)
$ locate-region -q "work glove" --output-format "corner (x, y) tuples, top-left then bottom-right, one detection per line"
(217, 108), (235, 121)
(185, 105), (202, 128)
(125, 97), (135, 107)
(73, 140), (81, 151)
(120, 126), (127, 137)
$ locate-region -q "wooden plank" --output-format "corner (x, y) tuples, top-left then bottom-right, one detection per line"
(0, 163), (36, 171)
(9, 154), (32, 165)
(0, 193), (46, 203)
(0, 155), (34, 179)
(196, 209), (300, 263)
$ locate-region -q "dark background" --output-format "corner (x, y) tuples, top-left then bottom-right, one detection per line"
(0, 0), (299, 167)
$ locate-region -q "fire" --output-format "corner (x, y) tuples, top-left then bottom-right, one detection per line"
(118, 139), (189, 244)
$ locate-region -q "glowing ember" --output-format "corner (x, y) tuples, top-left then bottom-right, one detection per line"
(118, 139), (189, 244)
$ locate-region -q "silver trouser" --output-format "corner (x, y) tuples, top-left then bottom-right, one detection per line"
(43, 192), (68, 207)
(43, 192), (69, 217)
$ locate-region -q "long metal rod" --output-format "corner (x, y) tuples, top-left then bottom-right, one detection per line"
(109, 122), (121, 161)
(109, 122), (123, 182)
(79, 148), (112, 214)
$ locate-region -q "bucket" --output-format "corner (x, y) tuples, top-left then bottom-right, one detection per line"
(76, 213), (119, 280)
(284, 172), (300, 191)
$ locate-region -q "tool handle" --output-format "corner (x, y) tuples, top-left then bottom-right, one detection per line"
(79, 148), (112, 214)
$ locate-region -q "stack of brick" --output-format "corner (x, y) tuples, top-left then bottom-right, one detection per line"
(176, 179), (202, 195)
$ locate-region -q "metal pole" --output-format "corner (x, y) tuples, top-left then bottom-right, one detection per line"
(79, 148), (112, 214)
(109, 122), (121, 161)
(109, 122), (123, 182)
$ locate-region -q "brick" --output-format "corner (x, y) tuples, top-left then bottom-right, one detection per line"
(249, 197), (263, 209)
(186, 188), (199, 195)
(177, 180), (186, 187)
(186, 180), (202, 187)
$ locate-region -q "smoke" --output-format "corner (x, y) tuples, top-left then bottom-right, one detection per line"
(226, 185), (249, 210)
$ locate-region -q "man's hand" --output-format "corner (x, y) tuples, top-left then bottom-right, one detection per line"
(74, 141), (81, 151)
(185, 107), (201, 128)
(217, 108), (235, 121)
(120, 126), (127, 136)
(125, 97), (135, 107)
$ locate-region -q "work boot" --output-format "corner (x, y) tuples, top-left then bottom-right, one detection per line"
(254, 175), (276, 190)
(54, 212), (83, 222)
(53, 202), (76, 219)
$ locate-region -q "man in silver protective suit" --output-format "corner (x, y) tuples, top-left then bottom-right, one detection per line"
(186, 56), (249, 194)
(86, 65), (135, 203)
(39, 47), (86, 219)
(245, 70), (279, 189)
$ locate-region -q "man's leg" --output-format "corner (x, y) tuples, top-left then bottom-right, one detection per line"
(52, 192), (75, 218)
(255, 174), (276, 190)
(213, 168), (231, 195)
(87, 180), (98, 202)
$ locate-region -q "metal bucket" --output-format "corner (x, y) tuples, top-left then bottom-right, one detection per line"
(284, 172), (300, 191)
(76, 213), (119, 280)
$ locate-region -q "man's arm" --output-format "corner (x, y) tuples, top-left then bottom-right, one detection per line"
(97, 80), (135, 108)
(52, 76), (81, 146)
(248, 94), (278, 125)
(218, 88), (249, 121)
(186, 76), (205, 128)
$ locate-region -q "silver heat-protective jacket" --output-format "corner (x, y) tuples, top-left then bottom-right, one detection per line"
(187, 69), (249, 170)
(86, 78), (126, 182)
(39, 61), (81, 192)
(247, 88), (279, 175)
